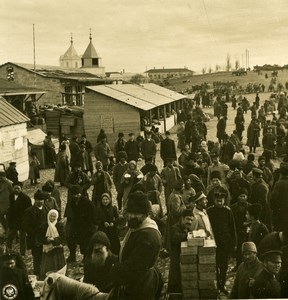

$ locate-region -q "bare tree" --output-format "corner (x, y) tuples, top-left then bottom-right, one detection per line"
(215, 64), (221, 71)
(208, 66), (213, 73)
(130, 74), (146, 84)
(235, 60), (240, 70)
(226, 54), (232, 72)
(202, 67), (206, 74)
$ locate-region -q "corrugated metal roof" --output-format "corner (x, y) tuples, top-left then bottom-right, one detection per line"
(141, 83), (185, 101)
(87, 84), (185, 111)
(0, 97), (30, 128)
(0, 78), (46, 95)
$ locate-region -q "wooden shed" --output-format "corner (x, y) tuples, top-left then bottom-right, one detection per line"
(0, 96), (30, 181)
(84, 83), (186, 147)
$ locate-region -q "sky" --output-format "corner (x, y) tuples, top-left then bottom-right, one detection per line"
(0, 0), (288, 73)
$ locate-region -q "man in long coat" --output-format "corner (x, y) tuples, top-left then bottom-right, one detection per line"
(160, 131), (177, 167)
(110, 191), (163, 300)
(216, 116), (227, 144)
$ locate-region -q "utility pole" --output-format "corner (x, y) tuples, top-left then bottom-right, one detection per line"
(33, 24), (36, 86)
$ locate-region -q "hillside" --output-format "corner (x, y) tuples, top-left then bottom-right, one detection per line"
(165, 69), (288, 93)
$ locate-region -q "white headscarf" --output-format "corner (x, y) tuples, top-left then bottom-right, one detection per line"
(46, 209), (59, 239)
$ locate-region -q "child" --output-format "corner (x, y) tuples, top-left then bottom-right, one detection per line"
(96, 193), (120, 255)
(245, 203), (269, 248)
(28, 151), (40, 185)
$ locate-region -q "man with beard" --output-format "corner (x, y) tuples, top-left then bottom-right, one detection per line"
(66, 185), (97, 263)
(23, 189), (49, 277)
(84, 231), (118, 293)
(0, 251), (34, 300)
(251, 250), (282, 299)
(6, 182), (32, 256)
(110, 191), (163, 300)
(167, 209), (197, 298)
(230, 242), (263, 299)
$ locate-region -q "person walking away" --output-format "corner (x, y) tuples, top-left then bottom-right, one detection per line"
(5, 162), (18, 184)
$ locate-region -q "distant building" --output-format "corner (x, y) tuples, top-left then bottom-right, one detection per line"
(145, 67), (194, 80)
(59, 36), (82, 69)
(81, 32), (105, 77)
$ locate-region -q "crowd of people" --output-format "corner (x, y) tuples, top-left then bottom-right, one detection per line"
(0, 91), (288, 299)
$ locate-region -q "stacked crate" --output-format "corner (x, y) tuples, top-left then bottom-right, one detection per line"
(45, 110), (61, 136)
(181, 239), (217, 299)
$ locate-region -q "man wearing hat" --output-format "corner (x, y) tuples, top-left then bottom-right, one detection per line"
(207, 186), (237, 295)
(230, 241), (263, 299)
(84, 231), (118, 293)
(167, 209), (197, 296)
(23, 189), (49, 277)
(160, 131), (177, 167)
(140, 156), (159, 176)
(69, 136), (80, 170)
(231, 188), (251, 268)
(75, 144), (93, 175)
(249, 167), (270, 228)
(207, 154), (230, 187)
(6, 182), (32, 256)
(257, 156), (273, 188)
(114, 132), (126, 161)
(66, 185), (97, 263)
(161, 159), (182, 207)
(124, 133), (140, 162)
(80, 134), (93, 155)
(110, 191), (163, 300)
(5, 162), (18, 184)
(0, 165), (13, 234)
(0, 250), (34, 300)
(94, 135), (111, 171)
(270, 160), (288, 231)
(193, 191), (213, 238)
(113, 151), (129, 210)
(251, 250), (282, 299)
(141, 131), (157, 164)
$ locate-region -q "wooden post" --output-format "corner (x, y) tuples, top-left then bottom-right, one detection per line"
(156, 107), (160, 119)
(149, 110), (152, 126)
(163, 105), (167, 133)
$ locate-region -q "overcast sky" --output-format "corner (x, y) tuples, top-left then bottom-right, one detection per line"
(0, 0), (287, 73)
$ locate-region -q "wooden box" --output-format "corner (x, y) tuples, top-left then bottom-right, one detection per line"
(198, 264), (215, 273)
(183, 289), (199, 299)
(198, 280), (216, 290)
(199, 272), (216, 280)
(180, 264), (198, 273)
(200, 289), (218, 299)
(181, 242), (198, 255)
(187, 237), (205, 247)
(180, 255), (197, 264)
(198, 246), (216, 256)
(181, 280), (198, 289)
(198, 254), (215, 265)
(181, 271), (198, 281)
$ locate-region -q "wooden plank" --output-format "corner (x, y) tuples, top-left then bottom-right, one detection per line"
(198, 264), (215, 273)
(181, 280), (198, 289)
(180, 255), (197, 264)
(198, 255), (215, 265)
(180, 264), (198, 273)
(199, 272), (216, 280)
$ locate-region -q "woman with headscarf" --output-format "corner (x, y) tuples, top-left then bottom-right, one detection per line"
(121, 161), (143, 210)
(96, 194), (120, 255)
(40, 209), (66, 280)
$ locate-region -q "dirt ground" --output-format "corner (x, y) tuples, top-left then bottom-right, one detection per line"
(3, 91), (280, 299)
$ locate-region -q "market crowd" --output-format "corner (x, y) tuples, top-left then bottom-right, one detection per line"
(0, 91), (288, 299)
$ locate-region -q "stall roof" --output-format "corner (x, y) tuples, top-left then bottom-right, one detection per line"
(0, 78), (46, 96)
(0, 97), (30, 128)
(86, 83), (185, 111)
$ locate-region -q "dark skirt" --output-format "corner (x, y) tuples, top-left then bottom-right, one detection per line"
(40, 246), (66, 280)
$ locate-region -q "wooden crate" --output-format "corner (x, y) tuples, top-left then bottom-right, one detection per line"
(199, 246), (216, 256)
(180, 255), (197, 264)
(199, 289), (218, 299)
(181, 242), (198, 255)
(181, 280), (198, 289)
(181, 271), (198, 281)
(199, 272), (216, 280)
(60, 116), (75, 126)
(183, 289), (199, 299)
(198, 264), (215, 273)
(180, 264), (198, 273)
(198, 254), (215, 265)
(198, 279), (216, 290)
(187, 238), (205, 247)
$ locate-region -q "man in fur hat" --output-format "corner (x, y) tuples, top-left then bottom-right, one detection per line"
(110, 191), (163, 300)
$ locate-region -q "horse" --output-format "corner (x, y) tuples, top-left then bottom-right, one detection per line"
(40, 272), (109, 300)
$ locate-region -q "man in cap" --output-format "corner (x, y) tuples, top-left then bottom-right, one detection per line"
(231, 188), (251, 268)
(64, 161), (90, 218)
(80, 134), (93, 155)
(69, 136), (80, 170)
(91, 161), (112, 207)
(114, 132), (126, 161)
(160, 131), (177, 167)
(5, 162), (18, 184)
(140, 156), (159, 176)
(257, 155), (273, 187)
(113, 151), (129, 210)
(66, 185), (97, 263)
(207, 153), (230, 187)
(270, 160), (288, 231)
(0, 250), (34, 300)
(84, 231), (118, 293)
(75, 144), (93, 175)
(110, 191), (163, 300)
(94, 135), (111, 171)
(0, 165), (13, 234)
(6, 182), (32, 256)
(207, 186), (237, 295)
(141, 131), (157, 164)
(230, 242), (263, 299)
(192, 191), (213, 237)
(23, 189), (49, 277)
(161, 159), (182, 207)
(251, 250), (282, 299)
(124, 133), (140, 162)
(167, 209), (197, 297)
(249, 167), (270, 228)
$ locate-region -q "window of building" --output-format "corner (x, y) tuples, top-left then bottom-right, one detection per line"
(92, 58), (99, 66)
